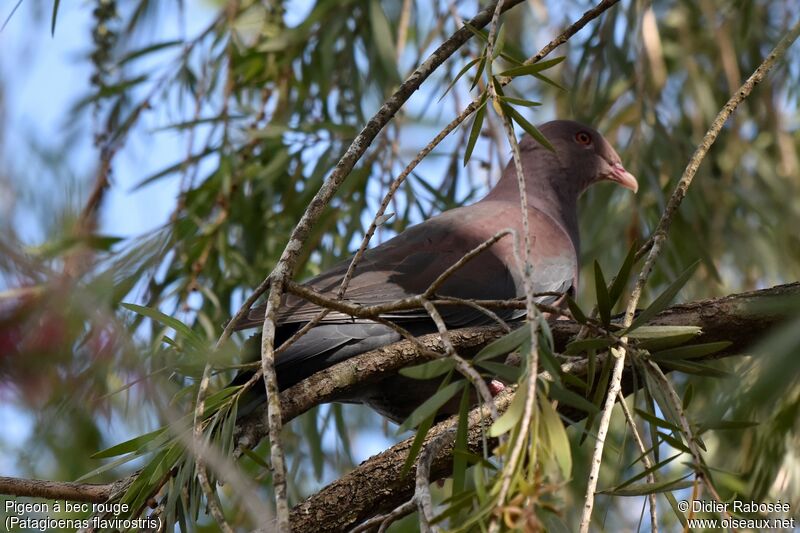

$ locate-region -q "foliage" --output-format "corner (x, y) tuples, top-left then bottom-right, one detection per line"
(1, 0), (799, 531)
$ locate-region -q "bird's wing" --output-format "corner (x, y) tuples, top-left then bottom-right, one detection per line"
(234, 203), (577, 330)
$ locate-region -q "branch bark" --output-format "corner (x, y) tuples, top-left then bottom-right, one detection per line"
(284, 282), (798, 532)
(1, 283), (795, 521)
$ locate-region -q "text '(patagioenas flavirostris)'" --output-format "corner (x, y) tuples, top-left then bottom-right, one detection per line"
(232, 120), (637, 423)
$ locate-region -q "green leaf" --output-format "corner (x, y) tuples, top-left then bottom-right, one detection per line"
(462, 22), (489, 43)
(633, 408), (682, 433)
(452, 386), (471, 496)
(51, 0), (60, 36)
(473, 324), (530, 362)
(564, 338), (615, 355)
(399, 358), (456, 379)
(611, 452), (682, 491)
(626, 261), (700, 332)
(497, 56), (565, 77)
(440, 56), (481, 101)
(580, 353), (613, 445)
(651, 341), (732, 361)
(368, 0), (399, 82)
(566, 296), (588, 324)
(602, 477), (694, 496)
(489, 385), (527, 437)
(400, 413), (437, 478)
(397, 381), (465, 433)
(499, 103), (555, 152)
(549, 384), (599, 414)
(539, 392), (572, 479)
(490, 22), (505, 59)
(471, 54), (487, 90)
(76, 452), (146, 482)
(682, 382), (695, 410)
(132, 147), (217, 190)
(333, 404), (353, 460)
(241, 449), (270, 469)
(475, 360), (521, 383)
(609, 242), (639, 309)
(532, 72), (566, 91)
(657, 431), (692, 454)
(664, 491), (689, 527)
(627, 325), (702, 350)
(659, 359), (731, 378)
(303, 413), (325, 480)
(91, 428), (168, 459)
(120, 40), (183, 65)
(496, 95), (541, 107)
(697, 419), (758, 433)
(463, 93), (488, 166)
(643, 366), (683, 432)
(121, 303), (207, 353)
(594, 261), (611, 326)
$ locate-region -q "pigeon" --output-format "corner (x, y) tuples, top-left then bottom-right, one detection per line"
(232, 120), (637, 422)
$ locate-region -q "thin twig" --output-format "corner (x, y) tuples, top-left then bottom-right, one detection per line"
(423, 230), (512, 297)
(617, 391), (659, 533)
(250, 4), (526, 524)
(416, 430), (456, 533)
(490, 105), (541, 531)
(348, 500), (416, 533)
(647, 362), (730, 521)
(422, 299), (498, 420)
(578, 19), (800, 533)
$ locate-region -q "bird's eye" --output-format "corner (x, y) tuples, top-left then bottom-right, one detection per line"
(575, 131), (592, 145)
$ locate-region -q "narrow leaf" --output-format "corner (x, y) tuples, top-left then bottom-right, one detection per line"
(566, 296), (588, 324)
(497, 56), (565, 77)
(91, 428), (167, 459)
(594, 261), (611, 326)
(609, 241), (639, 309)
(602, 477), (694, 497)
(51, 0), (61, 36)
(399, 358), (456, 379)
(565, 337), (615, 355)
(697, 419), (758, 433)
(549, 384), (600, 414)
(627, 261), (700, 332)
(659, 359), (731, 378)
(463, 94), (488, 166)
(489, 386), (527, 437)
(440, 56), (481, 101)
(612, 452), (682, 491)
(633, 408), (682, 433)
(452, 386), (471, 496)
(496, 95), (541, 107)
(651, 341), (732, 361)
(539, 393), (572, 479)
(397, 381), (465, 433)
(500, 103), (555, 152)
(475, 360), (521, 383)
(474, 324), (529, 362)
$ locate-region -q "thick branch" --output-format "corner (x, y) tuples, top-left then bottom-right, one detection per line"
(285, 283), (798, 532)
(0, 477), (121, 504)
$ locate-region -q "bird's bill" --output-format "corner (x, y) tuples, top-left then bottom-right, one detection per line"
(605, 161), (639, 193)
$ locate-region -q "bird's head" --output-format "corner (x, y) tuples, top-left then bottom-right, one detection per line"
(524, 120), (639, 194)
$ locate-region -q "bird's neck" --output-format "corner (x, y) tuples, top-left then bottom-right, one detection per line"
(481, 163), (581, 252)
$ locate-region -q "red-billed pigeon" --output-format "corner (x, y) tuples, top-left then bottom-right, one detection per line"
(232, 120), (637, 422)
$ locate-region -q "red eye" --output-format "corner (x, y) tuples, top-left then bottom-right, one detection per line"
(575, 131), (592, 145)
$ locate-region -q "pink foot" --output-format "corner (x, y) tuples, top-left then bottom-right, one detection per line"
(488, 379), (506, 396)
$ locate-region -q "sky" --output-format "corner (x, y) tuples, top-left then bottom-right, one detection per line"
(0, 0), (421, 479)
(0, 1), (218, 474)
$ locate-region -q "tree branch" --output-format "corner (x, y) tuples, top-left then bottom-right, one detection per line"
(284, 282), (797, 532)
